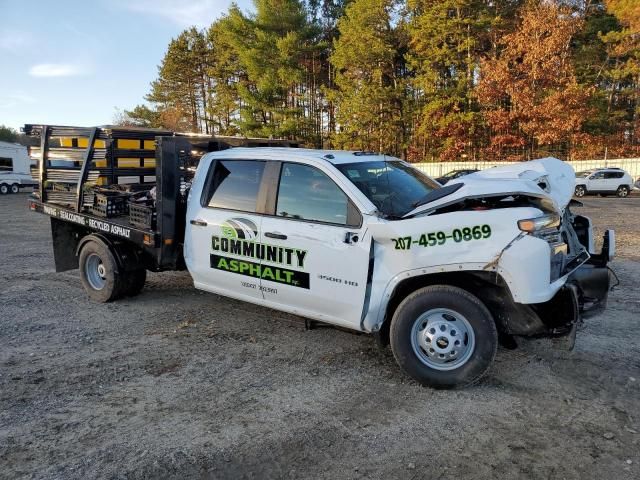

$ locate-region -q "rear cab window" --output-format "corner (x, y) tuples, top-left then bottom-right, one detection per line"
(203, 160), (266, 212)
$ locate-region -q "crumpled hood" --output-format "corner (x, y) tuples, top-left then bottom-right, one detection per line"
(405, 157), (575, 217)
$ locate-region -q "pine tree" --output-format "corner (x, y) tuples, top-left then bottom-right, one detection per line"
(206, 11), (246, 136)
(218, 0), (320, 140)
(146, 28), (209, 132)
(329, 0), (410, 157)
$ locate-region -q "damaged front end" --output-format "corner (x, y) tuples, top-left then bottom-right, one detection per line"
(439, 159), (615, 348)
(491, 205), (614, 349)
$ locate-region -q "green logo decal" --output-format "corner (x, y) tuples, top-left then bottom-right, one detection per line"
(210, 254), (310, 289)
(221, 218), (258, 239)
(221, 224), (237, 238)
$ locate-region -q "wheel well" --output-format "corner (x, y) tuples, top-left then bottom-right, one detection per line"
(376, 271), (511, 347)
(77, 234), (144, 273)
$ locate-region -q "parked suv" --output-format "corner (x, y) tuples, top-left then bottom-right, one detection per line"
(574, 168), (633, 198)
(436, 169), (479, 185)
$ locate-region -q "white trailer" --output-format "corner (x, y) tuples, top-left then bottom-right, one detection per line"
(0, 140), (37, 194)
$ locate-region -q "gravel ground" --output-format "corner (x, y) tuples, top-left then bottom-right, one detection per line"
(1, 192), (639, 480)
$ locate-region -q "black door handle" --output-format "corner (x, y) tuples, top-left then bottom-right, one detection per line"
(265, 232), (287, 240)
(190, 219), (208, 226)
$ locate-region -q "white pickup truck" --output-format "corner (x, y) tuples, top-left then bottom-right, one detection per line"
(30, 137), (614, 388)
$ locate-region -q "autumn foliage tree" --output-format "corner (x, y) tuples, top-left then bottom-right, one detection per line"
(476, 1), (592, 160)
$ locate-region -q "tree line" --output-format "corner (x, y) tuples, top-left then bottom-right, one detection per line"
(118, 0), (640, 162)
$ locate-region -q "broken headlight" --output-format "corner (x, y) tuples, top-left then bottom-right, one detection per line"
(517, 214), (560, 233)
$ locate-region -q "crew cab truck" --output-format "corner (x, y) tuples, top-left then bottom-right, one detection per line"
(28, 125), (614, 388)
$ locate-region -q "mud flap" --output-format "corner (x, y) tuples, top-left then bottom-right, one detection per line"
(549, 284), (580, 350)
(51, 217), (81, 272)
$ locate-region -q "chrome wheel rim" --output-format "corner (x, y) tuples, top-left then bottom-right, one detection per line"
(0, 185), (7, 194)
(410, 308), (476, 371)
(619, 188), (628, 197)
(86, 253), (107, 290)
(575, 187), (585, 197)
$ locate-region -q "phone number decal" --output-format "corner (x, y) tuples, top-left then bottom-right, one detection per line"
(392, 225), (492, 250)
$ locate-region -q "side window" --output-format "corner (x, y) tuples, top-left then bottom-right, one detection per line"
(0, 157), (13, 171)
(605, 171), (624, 179)
(206, 160), (266, 212)
(276, 163), (349, 225)
(590, 172), (605, 180)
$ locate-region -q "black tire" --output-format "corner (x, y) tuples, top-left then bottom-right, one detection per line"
(390, 285), (497, 389)
(10, 184), (19, 194)
(0, 184), (8, 195)
(122, 269), (146, 297)
(574, 185), (586, 197)
(616, 185), (630, 198)
(79, 239), (124, 302)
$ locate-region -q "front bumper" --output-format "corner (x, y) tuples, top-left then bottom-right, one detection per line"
(501, 230), (614, 345)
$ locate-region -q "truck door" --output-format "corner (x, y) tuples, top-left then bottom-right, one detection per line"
(259, 162), (371, 329)
(185, 159), (267, 302)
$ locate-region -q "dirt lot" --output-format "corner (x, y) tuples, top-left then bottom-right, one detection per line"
(1, 192), (639, 480)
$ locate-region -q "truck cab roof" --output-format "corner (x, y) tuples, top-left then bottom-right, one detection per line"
(207, 147), (397, 165)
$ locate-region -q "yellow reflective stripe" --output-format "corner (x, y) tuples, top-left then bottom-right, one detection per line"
(77, 138), (106, 149)
(58, 137), (105, 148)
(143, 140), (155, 150)
(117, 158), (142, 168)
(115, 158), (156, 168)
(117, 139), (142, 149)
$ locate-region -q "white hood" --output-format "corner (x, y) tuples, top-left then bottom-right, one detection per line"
(405, 157), (575, 217)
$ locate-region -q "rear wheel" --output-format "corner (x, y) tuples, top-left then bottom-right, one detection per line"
(390, 285), (497, 389)
(0, 184), (8, 195)
(574, 185), (586, 197)
(79, 240), (124, 302)
(10, 184), (19, 194)
(617, 185), (630, 198)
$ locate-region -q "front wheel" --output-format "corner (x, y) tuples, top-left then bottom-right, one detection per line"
(390, 285), (497, 389)
(574, 185), (586, 197)
(617, 186), (630, 198)
(0, 184), (8, 195)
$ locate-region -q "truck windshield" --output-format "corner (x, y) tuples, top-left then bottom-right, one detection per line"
(337, 160), (440, 218)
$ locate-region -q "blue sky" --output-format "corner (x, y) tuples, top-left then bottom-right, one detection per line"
(0, 0), (253, 131)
